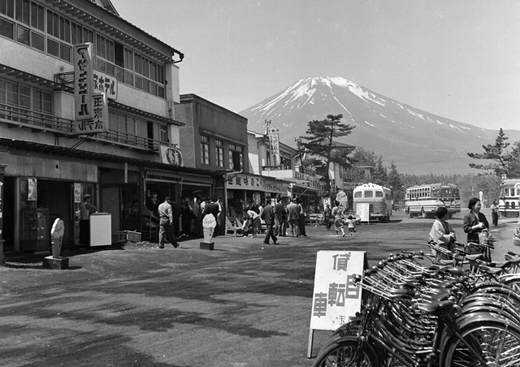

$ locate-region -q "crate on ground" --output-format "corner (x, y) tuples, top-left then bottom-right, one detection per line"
(112, 230), (141, 243)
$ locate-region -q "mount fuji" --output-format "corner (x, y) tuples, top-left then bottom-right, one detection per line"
(239, 76), (520, 175)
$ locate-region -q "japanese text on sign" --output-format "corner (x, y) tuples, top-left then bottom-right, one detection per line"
(309, 251), (366, 331)
(75, 93), (108, 134)
(93, 71), (118, 100)
(73, 43), (93, 121)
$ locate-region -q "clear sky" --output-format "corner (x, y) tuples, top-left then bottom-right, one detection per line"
(110, 0), (520, 131)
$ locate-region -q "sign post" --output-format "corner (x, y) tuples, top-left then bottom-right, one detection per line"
(307, 251), (367, 358)
(357, 203), (370, 224)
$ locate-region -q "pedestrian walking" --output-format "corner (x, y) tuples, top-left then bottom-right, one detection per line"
(297, 198), (307, 237)
(345, 215), (356, 236)
(286, 198), (300, 237)
(262, 200), (277, 245)
(157, 196), (179, 249)
(274, 198), (285, 236)
(491, 200), (499, 226)
(324, 204), (332, 230)
(332, 201), (345, 237)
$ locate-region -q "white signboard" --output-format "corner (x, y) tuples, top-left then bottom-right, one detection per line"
(309, 251), (366, 331)
(357, 203), (370, 222)
(308, 251), (367, 357)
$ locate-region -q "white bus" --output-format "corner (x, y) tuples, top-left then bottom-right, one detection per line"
(353, 183), (392, 222)
(405, 182), (460, 219)
(499, 179), (520, 218)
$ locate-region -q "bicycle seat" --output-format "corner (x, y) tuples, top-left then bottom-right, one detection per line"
(475, 264), (503, 276)
(416, 299), (454, 314)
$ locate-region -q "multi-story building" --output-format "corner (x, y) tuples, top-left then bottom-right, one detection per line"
(0, 0), (218, 254)
(247, 128), (322, 213)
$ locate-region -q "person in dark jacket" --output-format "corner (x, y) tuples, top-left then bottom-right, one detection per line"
(463, 197), (490, 270)
(171, 198), (182, 238)
(463, 197), (489, 244)
(262, 200), (277, 245)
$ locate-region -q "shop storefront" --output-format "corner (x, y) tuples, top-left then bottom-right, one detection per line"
(225, 172), (290, 221)
(0, 138), (217, 252)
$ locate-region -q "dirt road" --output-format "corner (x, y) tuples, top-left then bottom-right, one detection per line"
(0, 209), (516, 367)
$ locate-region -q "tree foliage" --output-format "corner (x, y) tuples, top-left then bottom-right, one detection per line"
(467, 128), (511, 177)
(509, 141), (520, 179)
(298, 114), (355, 196)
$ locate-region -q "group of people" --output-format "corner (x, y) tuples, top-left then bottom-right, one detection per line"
(323, 202), (357, 237)
(429, 197), (493, 266)
(240, 197), (308, 245)
(145, 194), (223, 249)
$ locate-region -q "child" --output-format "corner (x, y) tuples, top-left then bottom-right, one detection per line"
(332, 202), (345, 237)
(345, 215), (356, 236)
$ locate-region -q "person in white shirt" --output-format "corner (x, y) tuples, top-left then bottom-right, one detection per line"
(429, 207), (456, 260)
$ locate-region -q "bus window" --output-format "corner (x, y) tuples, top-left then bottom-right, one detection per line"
(505, 188), (510, 196)
(512, 189), (516, 196)
(375, 191), (383, 198)
(506, 202), (510, 209)
(513, 202), (516, 209)
(365, 191), (373, 198)
(354, 192), (362, 198)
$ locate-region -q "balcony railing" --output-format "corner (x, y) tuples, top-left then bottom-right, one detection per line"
(0, 103), (171, 152)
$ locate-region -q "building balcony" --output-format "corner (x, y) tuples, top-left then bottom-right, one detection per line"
(0, 102), (175, 152)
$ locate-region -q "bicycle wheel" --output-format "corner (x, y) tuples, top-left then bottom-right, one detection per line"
(442, 320), (520, 367)
(312, 337), (379, 367)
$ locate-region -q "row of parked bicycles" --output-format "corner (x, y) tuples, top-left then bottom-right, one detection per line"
(312, 237), (520, 366)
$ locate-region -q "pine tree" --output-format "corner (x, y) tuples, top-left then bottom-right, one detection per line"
(387, 162), (404, 205)
(467, 128), (511, 177)
(298, 114), (356, 197)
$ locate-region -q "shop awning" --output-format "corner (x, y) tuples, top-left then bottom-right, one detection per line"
(0, 138), (220, 178)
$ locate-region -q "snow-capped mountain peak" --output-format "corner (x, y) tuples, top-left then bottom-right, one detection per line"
(240, 76), (520, 175)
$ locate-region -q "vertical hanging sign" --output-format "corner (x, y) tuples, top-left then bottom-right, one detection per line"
(268, 127), (281, 167)
(74, 43), (94, 122)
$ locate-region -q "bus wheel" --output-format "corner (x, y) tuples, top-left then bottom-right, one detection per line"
(421, 209), (427, 218)
(409, 210), (414, 218)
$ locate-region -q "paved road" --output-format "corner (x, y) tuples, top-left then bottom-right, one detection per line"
(0, 209), (517, 367)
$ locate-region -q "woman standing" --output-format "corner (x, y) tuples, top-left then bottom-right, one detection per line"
(463, 197), (489, 244)
(429, 207), (456, 260)
(463, 197), (490, 268)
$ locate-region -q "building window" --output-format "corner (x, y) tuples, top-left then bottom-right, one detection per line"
(159, 124), (167, 143)
(0, 1), (166, 98)
(215, 140), (224, 167)
(0, 77), (53, 118)
(229, 144), (243, 171)
(0, 0), (15, 18)
(0, 17), (14, 39)
(201, 135), (210, 165)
